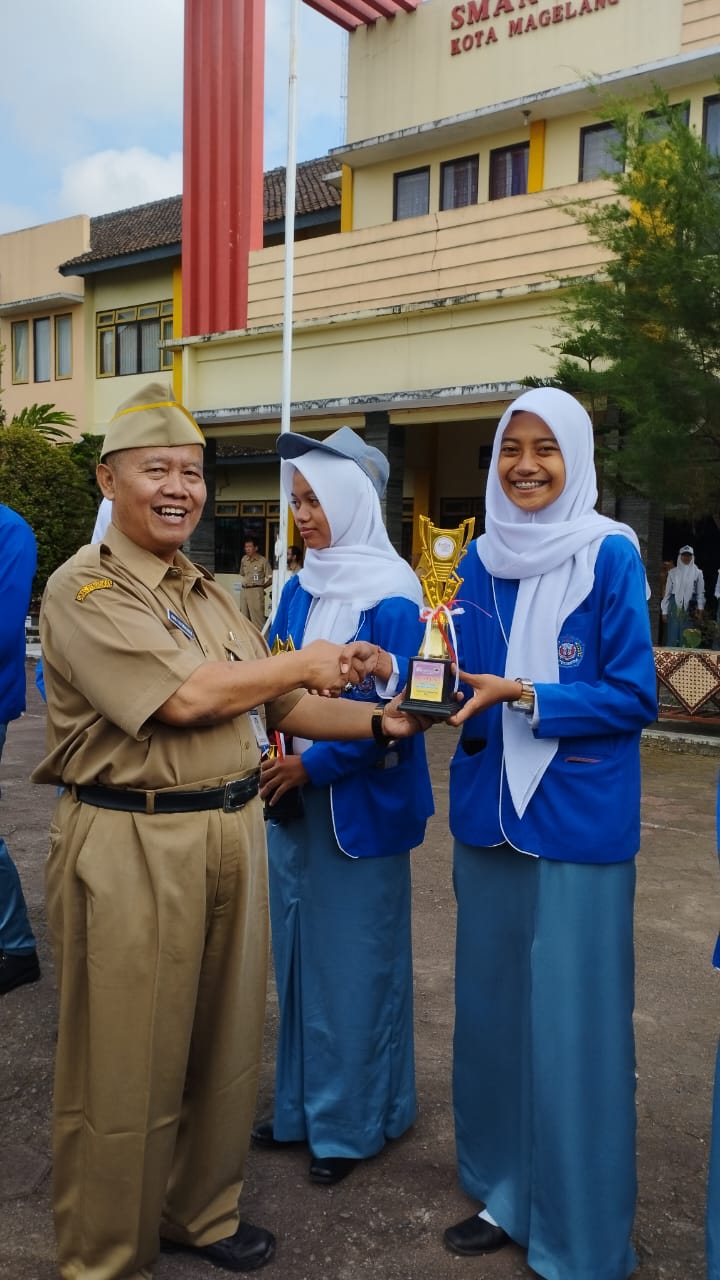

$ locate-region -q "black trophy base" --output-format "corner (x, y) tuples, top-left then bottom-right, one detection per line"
(398, 654), (456, 722)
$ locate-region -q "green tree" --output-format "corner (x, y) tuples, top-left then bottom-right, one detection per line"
(0, 425), (95, 594)
(11, 402), (75, 440)
(546, 89), (720, 515)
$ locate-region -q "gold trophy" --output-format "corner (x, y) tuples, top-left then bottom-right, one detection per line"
(399, 514), (475, 720)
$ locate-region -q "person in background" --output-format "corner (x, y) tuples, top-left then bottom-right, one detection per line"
(286, 544), (302, 576)
(0, 503), (41, 995)
(34, 382), (426, 1280)
(661, 545), (705, 647)
(442, 387), (657, 1280)
(239, 535), (272, 629)
(254, 426), (434, 1187)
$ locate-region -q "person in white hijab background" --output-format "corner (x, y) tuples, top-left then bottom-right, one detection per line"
(253, 427), (434, 1187)
(661, 545), (705, 647)
(442, 388), (657, 1280)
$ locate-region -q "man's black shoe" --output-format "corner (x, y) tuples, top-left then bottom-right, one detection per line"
(0, 950), (40, 995)
(160, 1220), (275, 1272)
(308, 1155), (358, 1186)
(444, 1213), (510, 1256)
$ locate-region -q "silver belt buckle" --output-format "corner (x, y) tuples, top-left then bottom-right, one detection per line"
(223, 779), (247, 812)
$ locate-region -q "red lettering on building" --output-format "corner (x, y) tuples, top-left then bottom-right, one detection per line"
(462, 32), (474, 48)
(565, 1), (577, 15)
(486, 23), (498, 39)
(450, 35), (462, 52)
(594, 0), (605, 7)
(579, 0), (592, 11)
(509, 16), (524, 32)
(450, 0), (619, 51)
(493, 0), (514, 14)
(552, 3), (563, 17)
(469, 0), (491, 19)
(450, 4), (466, 28)
(539, 7), (551, 22)
(525, 12), (537, 26)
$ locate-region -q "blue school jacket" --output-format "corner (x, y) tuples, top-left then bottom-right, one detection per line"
(450, 535), (657, 864)
(269, 574), (434, 859)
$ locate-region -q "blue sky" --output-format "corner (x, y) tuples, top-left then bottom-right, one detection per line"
(0, 0), (347, 235)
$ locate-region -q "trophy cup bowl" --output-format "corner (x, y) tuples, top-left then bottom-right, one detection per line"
(399, 515), (475, 721)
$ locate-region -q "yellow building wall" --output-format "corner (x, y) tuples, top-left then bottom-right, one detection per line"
(683, 0), (720, 47)
(347, 0), (686, 143)
(0, 216), (88, 429)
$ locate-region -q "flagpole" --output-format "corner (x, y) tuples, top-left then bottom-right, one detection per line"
(269, 0), (300, 625)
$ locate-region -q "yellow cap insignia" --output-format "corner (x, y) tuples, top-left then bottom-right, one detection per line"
(76, 578), (113, 602)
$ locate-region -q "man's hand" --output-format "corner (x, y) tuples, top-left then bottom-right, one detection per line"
(446, 668), (520, 727)
(299, 640), (383, 696)
(260, 754), (308, 805)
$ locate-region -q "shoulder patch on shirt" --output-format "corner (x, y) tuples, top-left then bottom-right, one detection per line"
(558, 636), (584, 668)
(75, 578), (113, 602)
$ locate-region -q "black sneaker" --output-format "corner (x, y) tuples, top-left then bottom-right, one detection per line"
(0, 950), (40, 995)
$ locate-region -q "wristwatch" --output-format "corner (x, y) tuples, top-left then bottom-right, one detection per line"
(371, 704), (395, 747)
(509, 678), (535, 715)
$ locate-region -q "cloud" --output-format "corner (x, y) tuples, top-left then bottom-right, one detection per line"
(59, 149), (183, 217)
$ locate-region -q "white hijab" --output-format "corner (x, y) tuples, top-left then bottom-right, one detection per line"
(478, 386), (643, 818)
(670, 550), (699, 610)
(281, 450), (423, 646)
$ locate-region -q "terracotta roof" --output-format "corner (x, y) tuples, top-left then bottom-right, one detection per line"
(61, 155), (341, 272)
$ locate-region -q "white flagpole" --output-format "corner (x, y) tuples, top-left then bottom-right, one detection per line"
(269, 0), (300, 625)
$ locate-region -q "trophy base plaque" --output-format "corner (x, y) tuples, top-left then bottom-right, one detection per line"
(399, 654), (456, 721)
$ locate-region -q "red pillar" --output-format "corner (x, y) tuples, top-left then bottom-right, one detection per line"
(182, 0), (265, 337)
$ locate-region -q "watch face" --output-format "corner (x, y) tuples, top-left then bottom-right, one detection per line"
(433, 535), (455, 560)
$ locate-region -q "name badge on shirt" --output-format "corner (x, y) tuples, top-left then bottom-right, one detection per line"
(248, 708), (271, 754)
(167, 609), (195, 641)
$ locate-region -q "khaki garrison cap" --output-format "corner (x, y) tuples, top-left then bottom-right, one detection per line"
(100, 381), (206, 460)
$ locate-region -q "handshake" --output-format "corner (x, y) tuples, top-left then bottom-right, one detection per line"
(298, 639), (386, 697)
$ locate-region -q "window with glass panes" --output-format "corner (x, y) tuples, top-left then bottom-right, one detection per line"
(11, 320), (28, 383)
(704, 96), (720, 156)
(33, 317), (51, 382)
(55, 314), (72, 379)
(393, 167), (430, 221)
(579, 123), (623, 182)
(440, 155), (479, 210)
(96, 300), (174, 376)
(488, 143), (529, 201)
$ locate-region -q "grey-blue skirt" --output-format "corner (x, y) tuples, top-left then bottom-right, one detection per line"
(266, 785), (416, 1158)
(453, 840), (638, 1280)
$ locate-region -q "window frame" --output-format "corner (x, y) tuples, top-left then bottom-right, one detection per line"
(488, 142), (530, 202)
(95, 299), (173, 377)
(440, 153), (479, 211)
(11, 319), (29, 384)
(703, 94), (720, 156)
(393, 166), (431, 222)
(33, 316), (51, 383)
(54, 313), (73, 380)
(578, 122), (624, 182)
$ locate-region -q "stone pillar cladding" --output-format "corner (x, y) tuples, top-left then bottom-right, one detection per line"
(365, 412), (404, 555)
(182, 0), (265, 337)
(185, 437), (217, 571)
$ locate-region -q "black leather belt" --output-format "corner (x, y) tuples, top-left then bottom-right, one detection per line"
(76, 770), (261, 815)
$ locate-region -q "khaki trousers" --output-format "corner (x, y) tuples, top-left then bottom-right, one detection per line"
(238, 586), (266, 631)
(45, 790), (269, 1280)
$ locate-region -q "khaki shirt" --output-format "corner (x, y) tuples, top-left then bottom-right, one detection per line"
(34, 525), (302, 791)
(239, 552), (271, 589)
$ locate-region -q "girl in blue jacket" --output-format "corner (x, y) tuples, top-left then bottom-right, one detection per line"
(255, 426), (434, 1187)
(443, 388), (657, 1280)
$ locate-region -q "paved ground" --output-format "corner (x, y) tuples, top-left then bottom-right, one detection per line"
(1, 673), (719, 1280)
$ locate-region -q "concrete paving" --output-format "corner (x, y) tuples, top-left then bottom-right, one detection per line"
(1, 672), (719, 1279)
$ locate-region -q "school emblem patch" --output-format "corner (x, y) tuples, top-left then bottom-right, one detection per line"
(75, 578), (113, 602)
(558, 636), (584, 668)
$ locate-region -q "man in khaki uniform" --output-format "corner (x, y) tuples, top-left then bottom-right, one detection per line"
(34, 382), (422, 1280)
(238, 536), (272, 629)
